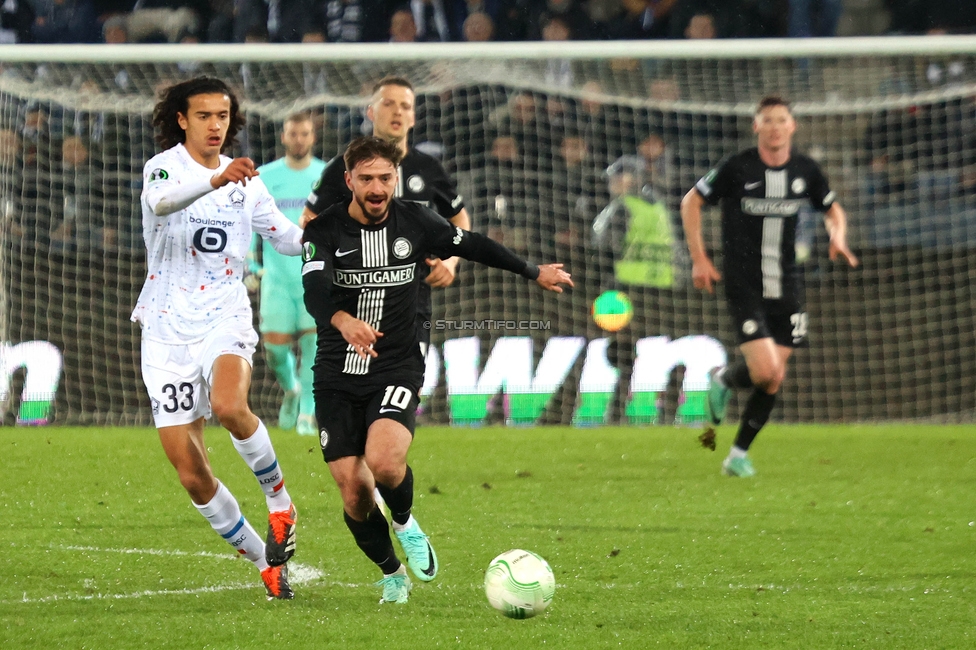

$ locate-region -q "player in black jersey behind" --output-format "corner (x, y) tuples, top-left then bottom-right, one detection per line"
(300, 76), (469, 335)
(302, 136), (572, 604)
(680, 95), (858, 478)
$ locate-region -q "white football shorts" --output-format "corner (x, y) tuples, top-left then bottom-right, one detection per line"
(141, 318), (258, 428)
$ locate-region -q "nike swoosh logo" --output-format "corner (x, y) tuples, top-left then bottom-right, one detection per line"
(420, 544), (436, 577)
(335, 249), (358, 257)
(744, 182), (762, 190)
(378, 407), (401, 414)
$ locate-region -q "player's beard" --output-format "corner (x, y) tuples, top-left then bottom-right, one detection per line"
(355, 193), (390, 223)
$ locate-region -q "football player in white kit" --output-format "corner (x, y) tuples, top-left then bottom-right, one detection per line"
(132, 77), (302, 599)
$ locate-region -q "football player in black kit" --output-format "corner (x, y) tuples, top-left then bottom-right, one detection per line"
(302, 136), (572, 604)
(300, 75), (469, 294)
(680, 96), (858, 478)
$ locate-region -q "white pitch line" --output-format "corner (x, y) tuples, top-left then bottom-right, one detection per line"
(5, 545), (334, 605)
(56, 544), (241, 562)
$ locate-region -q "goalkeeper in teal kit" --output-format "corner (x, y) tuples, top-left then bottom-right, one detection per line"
(248, 112), (326, 435)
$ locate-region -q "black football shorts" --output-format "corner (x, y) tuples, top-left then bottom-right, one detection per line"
(315, 383), (420, 463)
(727, 294), (809, 348)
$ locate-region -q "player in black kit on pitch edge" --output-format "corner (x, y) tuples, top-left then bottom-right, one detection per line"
(680, 95), (859, 478)
(302, 136), (573, 604)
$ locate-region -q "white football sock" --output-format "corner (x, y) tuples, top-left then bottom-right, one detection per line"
(727, 445), (748, 460)
(232, 419), (292, 513)
(194, 481), (268, 571)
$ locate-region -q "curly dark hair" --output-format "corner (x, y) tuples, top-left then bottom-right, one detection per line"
(343, 135), (404, 173)
(152, 77), (245, 151)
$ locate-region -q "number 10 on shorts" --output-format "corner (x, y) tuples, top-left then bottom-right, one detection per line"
(380, 385), (412, 411)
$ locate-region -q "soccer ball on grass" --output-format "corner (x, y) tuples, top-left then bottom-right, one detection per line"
(484, 549), (555, 619)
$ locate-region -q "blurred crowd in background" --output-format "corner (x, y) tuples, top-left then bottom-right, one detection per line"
(0, 0), (974, 46)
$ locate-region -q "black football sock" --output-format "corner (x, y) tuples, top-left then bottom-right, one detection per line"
(722, 359), (754, 389)
(376, 465), (414, 526)
(344, 506), (401, 574)
(733, 389), (777, 451)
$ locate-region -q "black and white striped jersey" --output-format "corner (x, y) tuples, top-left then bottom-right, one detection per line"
(695, 147), (834, 301)
(303, 149), (466, 338)
(302, 199), (537, 392)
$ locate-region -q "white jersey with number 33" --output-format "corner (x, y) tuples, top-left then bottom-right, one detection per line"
(132, 144), (302, 343)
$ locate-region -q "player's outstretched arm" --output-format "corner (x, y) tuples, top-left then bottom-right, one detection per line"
(535, 263), (574, 293)
(680, 188), (722, 294)
(430, 222), (568, 289)
(426, 208), (471, 288)
(824, 203), (859, 268)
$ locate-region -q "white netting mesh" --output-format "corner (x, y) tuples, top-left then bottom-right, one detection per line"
(0, 40), (973, 425)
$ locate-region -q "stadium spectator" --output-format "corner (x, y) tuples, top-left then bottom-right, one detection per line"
(272, 0), (324, 42)
(31, 0), (99, 43)
(788, 0), (842, 37)
(482, 134), (529, 249)
(863, 106), (917, 205)
(886, 0), (976, 34)
(0, 128), (24, 239)
(101, 13), (129, 42)
(637, 128), (676, 207)
(411, 0), (457, 41)
(528, 0), (593, 39)
(683, 11), (717, 38)
(389, 6), (419, 42)
(575, 80), (618, 166)
(489, 91), (542, 169)
(591, 154), (678, 423)
(449, 0), (500, 37)
(669, 0), (762, 38)
(0, 0), (34, 43)
(541, 15), (575, 87)
(546, 132), (601, 258)
(592, 154), (676, 290)
(463, 10), (495, 40)
(204, 0), (233, 42)
(125, 0), (203, 43)
(324, 0), (388, 42)
(494, 0), (531, 39)
(50, 135), (94, 253)
(606, 0), (674, 39)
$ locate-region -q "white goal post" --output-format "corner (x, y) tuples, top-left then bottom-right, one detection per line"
(0, 37), (973, 425)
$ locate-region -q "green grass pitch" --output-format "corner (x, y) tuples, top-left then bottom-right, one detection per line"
(3, 423), (975, 648)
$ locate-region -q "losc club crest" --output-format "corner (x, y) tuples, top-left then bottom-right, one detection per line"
(392, 237), (412, 259)
(228, 188), (245, 208)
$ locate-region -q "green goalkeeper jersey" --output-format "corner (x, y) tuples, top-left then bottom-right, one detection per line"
(251, 157), (327, 292)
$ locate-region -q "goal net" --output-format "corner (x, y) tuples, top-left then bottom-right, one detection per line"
(0, 39), (973, 426)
